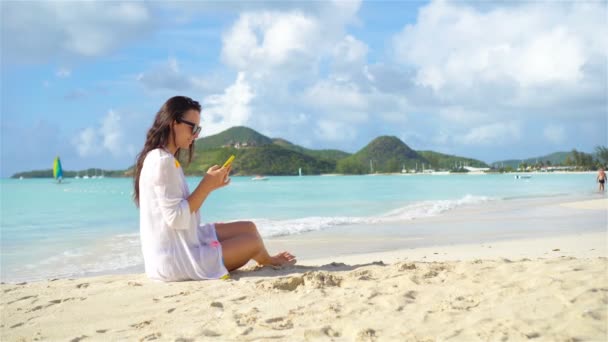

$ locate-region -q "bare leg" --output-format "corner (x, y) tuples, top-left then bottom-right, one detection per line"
(215, 221), (296, 270)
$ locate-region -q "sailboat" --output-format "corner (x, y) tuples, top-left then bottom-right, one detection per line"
(53, 156), (63, 184)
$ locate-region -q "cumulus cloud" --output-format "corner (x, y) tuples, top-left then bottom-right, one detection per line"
(137, 57), (194, 91)
(1, 2), (153, 63)
(220, 1), (362, 78)
(73, 127), (99, 157)
(314, 120), (357, 142)
(201, 72), (255, 136)
(331, 35), (369, 74)
(305, 80), (368, 116)
(221, 11), (321, 75)
(72, 110), (136, 158)
(392, 0), (607, 111)
(543, 124), (566, 144)
(461, 122), (522, 145)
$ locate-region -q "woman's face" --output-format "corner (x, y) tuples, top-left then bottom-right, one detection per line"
(174, 109), (201, 149)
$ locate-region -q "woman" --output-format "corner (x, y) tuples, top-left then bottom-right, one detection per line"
(133, 96), (296, 282)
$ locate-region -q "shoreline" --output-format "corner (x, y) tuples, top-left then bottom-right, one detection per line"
(2, 196), (606, 284)
(4, 170), (601, 180)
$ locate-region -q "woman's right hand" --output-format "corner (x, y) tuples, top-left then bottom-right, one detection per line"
(201, 165), (231, 192)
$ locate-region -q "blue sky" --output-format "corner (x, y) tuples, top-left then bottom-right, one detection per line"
(1, 0), (606, 177)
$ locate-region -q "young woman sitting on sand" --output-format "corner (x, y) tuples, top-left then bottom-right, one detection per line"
(133, 96), (296, 282)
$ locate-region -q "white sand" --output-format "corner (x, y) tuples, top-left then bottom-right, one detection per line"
(2, 231), (607, 341)
(2, 197), (607, 341)
(560, 198), (608, 210)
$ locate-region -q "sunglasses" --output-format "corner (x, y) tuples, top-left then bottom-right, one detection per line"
(176, 118), (201, 136)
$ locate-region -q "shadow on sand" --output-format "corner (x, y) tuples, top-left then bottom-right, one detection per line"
(228, 260), (387, 280)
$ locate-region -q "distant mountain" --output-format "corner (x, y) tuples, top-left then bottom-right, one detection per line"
(12, 168), (127, 179)
(417, 151), (488, 169)
(492, 151), (592, 168)
(336, 136), (428, 174)
(183, 145), (335, 176)
(18, 127), (596, 178)
(272, 138), (351, 161)
(195, 126), (273, 150)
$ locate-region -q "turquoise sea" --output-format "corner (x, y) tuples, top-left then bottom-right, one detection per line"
(0, 173), (602, 282)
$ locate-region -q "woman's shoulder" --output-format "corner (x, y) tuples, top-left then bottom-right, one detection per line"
(145, 148), (173, 160)
(143, 148), (175, 167)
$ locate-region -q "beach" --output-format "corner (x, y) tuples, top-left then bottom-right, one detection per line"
(2, 198), (607, 341)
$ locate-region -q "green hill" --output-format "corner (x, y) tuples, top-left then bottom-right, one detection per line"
(12, 168), (127, 179)
(183, 145), (335, 176)
(272, 138), (351, 161)
(336, 136), (427, 174)
(195, 126), (273, 150)
(492, 151), (596, 168)
(17, 126), (598, 178)
(417, 151), (488, 170)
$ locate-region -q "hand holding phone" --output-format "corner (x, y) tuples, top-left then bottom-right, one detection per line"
(222, 155), (235, 168)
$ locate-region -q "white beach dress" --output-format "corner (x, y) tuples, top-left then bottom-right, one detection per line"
(139, 148), (228, 281)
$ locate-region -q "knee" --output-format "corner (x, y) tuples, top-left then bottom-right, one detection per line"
(245, 221), (259, 235)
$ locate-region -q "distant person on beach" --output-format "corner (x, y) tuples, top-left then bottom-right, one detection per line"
(597, 168), (606, 192)
(133, 96), (295, 282)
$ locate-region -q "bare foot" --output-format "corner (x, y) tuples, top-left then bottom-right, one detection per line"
(268, 251), (297, 267)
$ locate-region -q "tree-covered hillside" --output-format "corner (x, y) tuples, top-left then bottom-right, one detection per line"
(337, 136), (428, 174)
(183, 145), (335, 176)
(195, 126), (274, 150)
(272, 138), (351, 161)
(417, 151), (488, 170)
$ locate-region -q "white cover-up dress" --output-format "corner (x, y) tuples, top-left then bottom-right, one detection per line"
(139, 148), (228, 281)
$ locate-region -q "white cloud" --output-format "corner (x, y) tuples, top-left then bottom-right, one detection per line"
(220, 1), (362, 78)
(438, 107), (490, 125)
(2, 2), (153, 63)
(201, 72), (255, 136)
(72, 110), (136, 158)
(137, 57), (193, 91)
(543, 124), (566, 144)
(461, 122), (522, 145)
(305, 80), (368, 116)
(221, 11), (321, 75)
(392, 0), (607, 106)
(73, 127), (99, 157)
(314, 120), (357, 142)
(332, 35), (368, 72)
(101, 110), (135, 157)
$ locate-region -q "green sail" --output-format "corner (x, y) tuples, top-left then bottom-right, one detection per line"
(53, 156), (63, 180)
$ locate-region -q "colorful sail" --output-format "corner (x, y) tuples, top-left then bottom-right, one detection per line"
(53, 156), (63, 181)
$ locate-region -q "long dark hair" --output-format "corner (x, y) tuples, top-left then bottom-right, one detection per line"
(133, 96), (201, 207)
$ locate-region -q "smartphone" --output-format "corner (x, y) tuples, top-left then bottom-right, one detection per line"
(222, 155), (235, 168)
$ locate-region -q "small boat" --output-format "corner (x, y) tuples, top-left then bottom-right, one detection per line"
(251, 175), (268, 181)
(53, 156), (63, 184)
(515, 175), (532, 179)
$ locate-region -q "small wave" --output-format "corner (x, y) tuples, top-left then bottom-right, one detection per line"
(4, 195), (493, 282)
(255, 194), (494, 237)
(11, 233), (143, 283)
